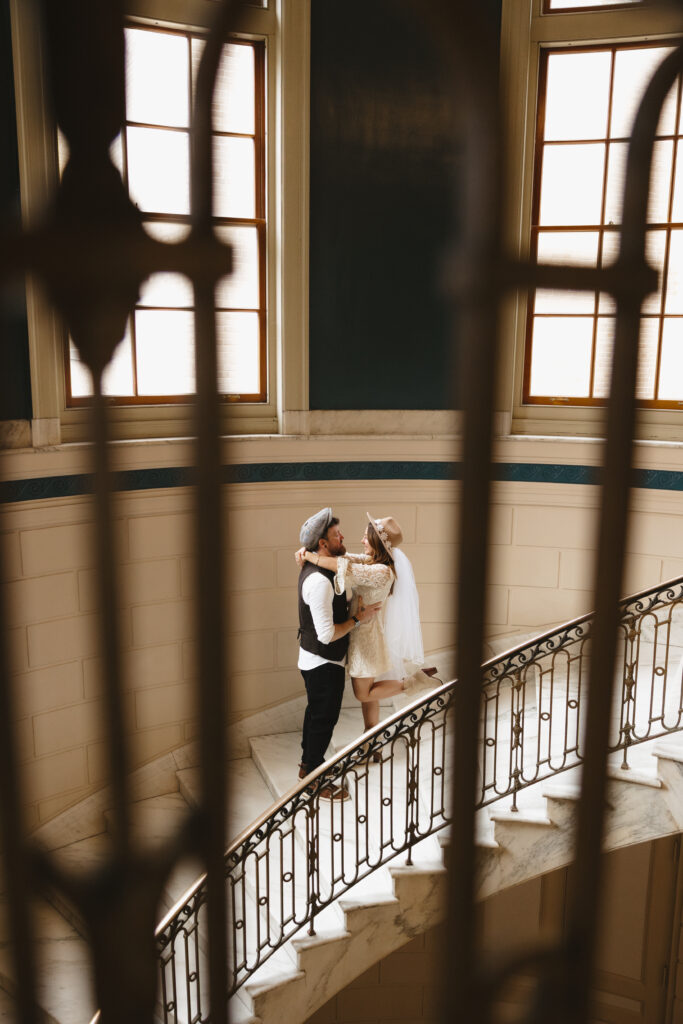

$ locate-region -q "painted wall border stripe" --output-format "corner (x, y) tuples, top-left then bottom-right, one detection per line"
(2, 461), (683, 504)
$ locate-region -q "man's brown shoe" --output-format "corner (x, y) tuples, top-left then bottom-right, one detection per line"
(318, 783), (350, 801)
(298, 762), (309, 780)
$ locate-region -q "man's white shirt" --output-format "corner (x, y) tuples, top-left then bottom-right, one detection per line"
(298, 571), (347, 670)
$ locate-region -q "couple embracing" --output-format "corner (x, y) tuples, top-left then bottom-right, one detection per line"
(296, 507), (433, 801)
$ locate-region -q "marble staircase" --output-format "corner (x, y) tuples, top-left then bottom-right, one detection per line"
(3, 691), (683, 1024)
(229, 716), (683, 1024)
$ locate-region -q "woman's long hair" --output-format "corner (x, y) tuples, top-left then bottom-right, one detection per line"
(367, 521), (396, 594)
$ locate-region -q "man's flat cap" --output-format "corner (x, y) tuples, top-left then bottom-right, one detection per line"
(300, 507), (334, 548)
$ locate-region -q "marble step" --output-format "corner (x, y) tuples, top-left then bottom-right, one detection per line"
(249, 730), (376, 909)
(329, 710), (446, 867)
(227, 735), (344, 1021)
(45, 792), (198, 939)
(650, 743), (683, 832)
(242, 730), (402, 1018)
(478, 758), (678, 901)
(241, 726), (453, 1024)
(250, 730), (399, 901)
(105, 793), (202, 916)
(248, 862), (451, 1023)
(228, 989), (262, 1024)
(0, 895), (96, 1024)
(177, 757), (277, 845)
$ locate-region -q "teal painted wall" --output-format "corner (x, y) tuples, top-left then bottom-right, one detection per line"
(308, 0), (501, 411)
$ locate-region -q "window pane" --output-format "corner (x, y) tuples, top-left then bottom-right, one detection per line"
(69, 340), (93, 398)
(611, 47), (677, 138)
(605, 140), (673, 226)
(143, 221), (191, 244)
(544, 51), (611, 142)
(127, 127), (190, 215)
(192, 39), (255, 135)
(602, 230), (665, 315)
(102, 330), (136, 397)
(643, 230), (666, 315)
(593, 317), (659, 398)
(138, 273), (193, 309)
(604, 142), (626, 226)
(69, 332), (135, 398)
(658, 319), (683, 400)
(647, 140), (674, 223)
(535, 231), (599, 314)
(140, 224), (194, 308)
(669, 140), (683, 222)
(216, 226), (259, 309)
(635, 318), (660, 399)
(593, 318), (613, 398)
(213, 137), (255, 218)
(529, 317), (593, 397)
(135, 310), (195, 394)
(547, 0), (642, 8)
(125, 28), (189, 128)
(539, 144), (605, 226)
(216, 312), (260, 394)
(598, 231), (619, 314)
(665, 229), (683, 314)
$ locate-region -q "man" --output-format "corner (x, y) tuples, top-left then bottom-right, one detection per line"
(297, 507), (379, 800)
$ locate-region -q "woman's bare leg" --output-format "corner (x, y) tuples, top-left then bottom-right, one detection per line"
(352, 677), (373, 702)
(367, 678), (404, 700)
(362, 699), (380, 729)
(352, 677), (380, 730)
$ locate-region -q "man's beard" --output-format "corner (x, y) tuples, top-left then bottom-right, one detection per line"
(326, 539), (346, 556)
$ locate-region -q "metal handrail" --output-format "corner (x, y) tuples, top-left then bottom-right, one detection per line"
(155, 573), (683, 1018)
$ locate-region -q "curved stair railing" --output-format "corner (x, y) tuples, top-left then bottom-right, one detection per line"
(154, 575), (683, 1019)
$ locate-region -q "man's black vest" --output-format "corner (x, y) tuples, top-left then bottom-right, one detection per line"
(298, 561), (349, 662)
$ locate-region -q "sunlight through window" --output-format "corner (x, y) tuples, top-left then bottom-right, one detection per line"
(66, 28), (266, 406)
(526, 42), (683, 407)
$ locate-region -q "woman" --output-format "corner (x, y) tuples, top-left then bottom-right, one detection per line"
(297, 514), (428, 738)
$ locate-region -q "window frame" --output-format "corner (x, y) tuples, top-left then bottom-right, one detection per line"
(502, 0), (683, 440)
(62, 27), (268, 409)
(523, 38), (683, 411)
(9, 0), (311, 444)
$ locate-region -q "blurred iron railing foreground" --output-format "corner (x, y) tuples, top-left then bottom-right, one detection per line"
(153, 574), (683, 1019)
(0, 1), (237, 1023)
(1, 0), (682, 1022)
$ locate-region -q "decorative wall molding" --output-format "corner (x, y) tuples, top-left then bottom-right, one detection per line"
(3, 460), (683, 504)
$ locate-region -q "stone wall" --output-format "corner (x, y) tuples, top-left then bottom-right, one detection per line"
(3, 433), (683, 827)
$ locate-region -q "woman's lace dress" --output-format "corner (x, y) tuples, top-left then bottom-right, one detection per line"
(334, 556), (394, 678)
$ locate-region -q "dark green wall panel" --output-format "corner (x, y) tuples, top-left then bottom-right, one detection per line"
(309, 0), (500, 411)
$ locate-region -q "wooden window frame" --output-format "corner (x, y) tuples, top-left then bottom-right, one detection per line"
(63, 28), (268, 408)
(523, 38), (683, 411)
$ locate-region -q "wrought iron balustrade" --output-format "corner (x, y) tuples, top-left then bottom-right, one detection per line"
(154, 573), (683, 1019)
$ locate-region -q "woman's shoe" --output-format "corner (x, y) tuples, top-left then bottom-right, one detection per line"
(402, 669), (441, 698)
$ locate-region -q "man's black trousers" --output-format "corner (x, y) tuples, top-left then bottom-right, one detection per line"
(300, 662), (345, 771)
